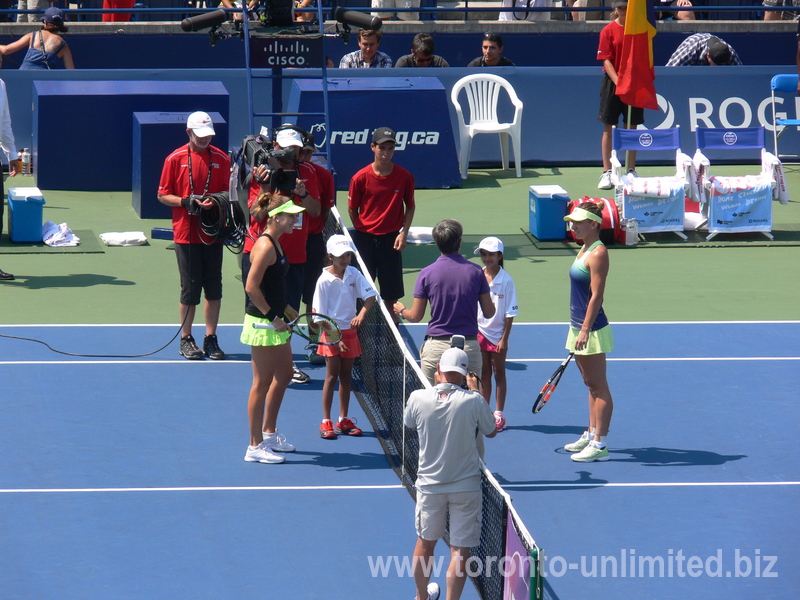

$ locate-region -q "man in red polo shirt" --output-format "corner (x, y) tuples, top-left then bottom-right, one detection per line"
(348, 126), (415, 311)
(157, 111), (231, 361)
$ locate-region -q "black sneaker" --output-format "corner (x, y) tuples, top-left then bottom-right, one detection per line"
(179, 335), (204, 360)
(203, 334), (225, 360)
(292, 364), (310, 384)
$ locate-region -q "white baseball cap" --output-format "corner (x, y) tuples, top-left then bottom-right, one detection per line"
(439, 347), (468, 376)
(326, 234), (355, 257)
(275, 127), (304, 148)
(186, 111), (215, 137)
(474, 236), (504, 254)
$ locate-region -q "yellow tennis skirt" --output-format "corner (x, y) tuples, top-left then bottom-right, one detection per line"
(565, 324), (614, 355)
(240, 313), (292, 347)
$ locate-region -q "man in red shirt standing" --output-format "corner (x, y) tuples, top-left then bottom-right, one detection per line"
(596, 0), (643, 190)
(157, 111), (231, 360)
(348, 127), (415, 311)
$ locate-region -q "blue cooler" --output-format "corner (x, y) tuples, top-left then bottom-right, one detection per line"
(529, 185), (569, 240)
(8, 187), (46, 243)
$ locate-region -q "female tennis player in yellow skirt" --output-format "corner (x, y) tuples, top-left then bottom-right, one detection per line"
(563, 202), (614, 463)
(242, 193), (305, 464)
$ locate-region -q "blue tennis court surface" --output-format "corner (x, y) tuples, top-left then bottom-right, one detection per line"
(1, 321), (797, 599)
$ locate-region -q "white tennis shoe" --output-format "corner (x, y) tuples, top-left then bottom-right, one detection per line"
(263, 430), (296, 453)
(244, 441), (285, 464)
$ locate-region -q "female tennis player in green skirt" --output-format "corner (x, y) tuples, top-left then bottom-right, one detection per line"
(563, 202), (614, 463)
(242, 193), (305, 464)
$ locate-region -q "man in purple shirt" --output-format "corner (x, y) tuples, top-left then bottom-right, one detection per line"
(394, 219), (495, 384)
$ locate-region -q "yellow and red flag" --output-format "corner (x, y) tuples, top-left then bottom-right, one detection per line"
(615, 0), (658, 110)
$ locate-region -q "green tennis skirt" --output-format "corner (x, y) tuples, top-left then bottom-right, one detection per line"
(240, 313), (292, 347)
(565, 324), (614, 355)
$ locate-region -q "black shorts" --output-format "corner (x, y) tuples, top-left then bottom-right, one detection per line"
(285, 262), (305, 313)
(302, 232), (326, 307)
(350, 228), (404, 304)
(598, 73), (645, 127)
(175, 242), (224, 306)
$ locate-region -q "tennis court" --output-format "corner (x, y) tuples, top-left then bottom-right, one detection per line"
(0, 318), (796, 599)
(1, 165), (799, 599)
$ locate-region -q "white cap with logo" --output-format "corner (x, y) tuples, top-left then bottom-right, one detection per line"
(474, 236), (504, 254)
(186, 111), (215, 137)
(326, 234), (355, 257)
(439, 347), (469, 376)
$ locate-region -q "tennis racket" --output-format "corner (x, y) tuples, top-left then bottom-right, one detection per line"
(252, 312), (342, 348)
(531, 353), (574, 414)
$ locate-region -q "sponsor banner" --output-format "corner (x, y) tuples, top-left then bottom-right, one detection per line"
(620, 188), (685, 233)
(709, 183), (773, 234)
(286, 77), (461, 190)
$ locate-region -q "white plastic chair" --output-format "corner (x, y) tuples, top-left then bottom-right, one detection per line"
(770, 74), (800, 162)
(450, 74), (523, 179)
(693, 126), (788, 241)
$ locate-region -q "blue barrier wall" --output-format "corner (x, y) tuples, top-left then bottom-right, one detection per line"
(2, 65), (795, 190)
(0, 30), (793, 70)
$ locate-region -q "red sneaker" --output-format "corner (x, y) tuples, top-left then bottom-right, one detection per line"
(320, 420), (337, 440)
(494, 413), (507, 432)
(334, 417), (363, 436)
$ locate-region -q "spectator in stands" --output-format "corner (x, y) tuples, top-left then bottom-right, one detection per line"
(404, 347), (497, 600)
(655, 0), (694, 20)
(568, 0), (612, 21)
(348, 127), (415, 312)
(15, 0), (47, 23)
(393, 219), (495, 385)
(395, 33), (450, 67)
(220, 0), (260, 21)
(763, 0), (800, 20)
(0, 7), (74, 69)
(372, 0), (420, 20)
(339, 29), (393, 68)
(467, 33), (515, 67)
(499, 0), (553, 22)
(103, 0), (135, 21)
(157, 112), (231, 361)
(0, 54), (18, 250)
(666, 33), (742, 66)
(596, 0), (641, 190)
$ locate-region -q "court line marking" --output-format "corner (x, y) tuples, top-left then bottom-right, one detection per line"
(2, 357), (798, 366)
(1, 481), (796, 494)
(2, 356), (798, 366)
(497, 481), (800, 489)
(0, 484), (406, 494)
(2, 320), (799, 328)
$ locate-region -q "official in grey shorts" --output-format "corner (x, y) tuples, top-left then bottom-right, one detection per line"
(403, 347), (497, 600)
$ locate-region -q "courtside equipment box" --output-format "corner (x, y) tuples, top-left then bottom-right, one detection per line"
(132, 112), (228, 219)
(8, 187), (45, 243)
(33, 81), (229, 191)
(529, 185), (569, 240)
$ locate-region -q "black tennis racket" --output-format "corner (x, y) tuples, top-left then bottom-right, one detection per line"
(532, 353), (574, 414)
(252, 312), (342, 348)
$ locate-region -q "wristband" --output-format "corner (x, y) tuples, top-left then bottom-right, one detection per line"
(180, 197), (192, 210)
(265, 309), (279, 322)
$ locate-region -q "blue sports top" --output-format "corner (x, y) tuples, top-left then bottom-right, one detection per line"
(569, 240), (609, 331)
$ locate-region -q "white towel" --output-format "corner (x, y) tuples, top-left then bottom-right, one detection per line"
(623, 176), (683, 198)
(99, 231), (148, 246)
(42, 221), (80, 247)
(406, 226), (434, 244)
(762, 150), (789, 204)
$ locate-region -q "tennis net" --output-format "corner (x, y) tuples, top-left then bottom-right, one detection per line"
(324, 207), (542, 600)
